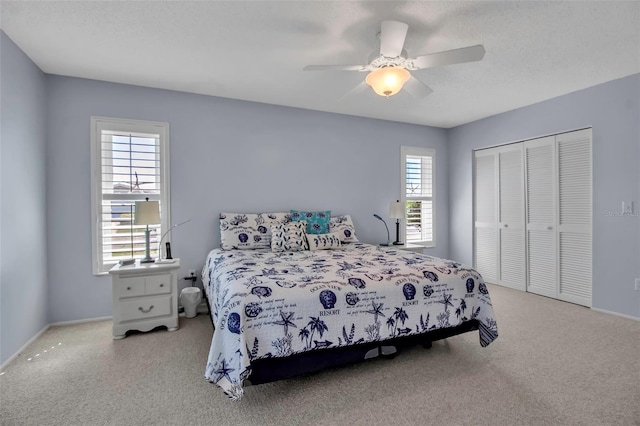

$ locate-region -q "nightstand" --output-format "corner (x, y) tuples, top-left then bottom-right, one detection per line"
(394, 244), (425, 254)
(109, 259), (180, 339)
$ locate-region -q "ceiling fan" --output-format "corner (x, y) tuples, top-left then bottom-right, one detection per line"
(303, 20), (485, 98)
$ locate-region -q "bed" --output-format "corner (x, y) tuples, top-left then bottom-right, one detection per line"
(202, 212), (498, 400)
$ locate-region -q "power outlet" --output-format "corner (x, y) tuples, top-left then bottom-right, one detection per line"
(182, 269), (198, 284)
(635, 278), (640, 291)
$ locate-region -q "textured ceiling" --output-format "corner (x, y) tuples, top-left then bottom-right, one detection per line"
(1, 1), (639, 128)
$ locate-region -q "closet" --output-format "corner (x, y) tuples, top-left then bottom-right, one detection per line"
(473, 128), (592, 307)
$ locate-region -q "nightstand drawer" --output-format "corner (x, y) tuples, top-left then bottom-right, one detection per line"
(145, 274), (171, 295)
(117, 278), (146, 298)
(119, 296), (172, 322)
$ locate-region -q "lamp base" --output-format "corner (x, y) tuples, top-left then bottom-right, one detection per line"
(155, 258), (177, 264)
(380, 241), (393, 247)
(393, 221), (403, 246)
(140, 227), (154, 263)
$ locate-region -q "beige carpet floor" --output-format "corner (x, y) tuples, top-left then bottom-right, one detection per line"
(1, 284), (639, 426)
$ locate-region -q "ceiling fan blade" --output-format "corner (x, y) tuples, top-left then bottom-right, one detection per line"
(338, 81), (369, 102)
(379, 20), (409, 58)
(403, 76), (433, 98)
(410, 44), (485, 69)
(303, 64), (365, 71)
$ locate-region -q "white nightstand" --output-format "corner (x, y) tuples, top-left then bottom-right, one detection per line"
(394, 244), (425, 254)
(109, 259), (180, 339)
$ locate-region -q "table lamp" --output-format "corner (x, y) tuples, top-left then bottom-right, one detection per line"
(373, 214), (393, 246)
(155, 219), (192, 264)
(134, 198), (160, 263)
(389, 200), (404, 245)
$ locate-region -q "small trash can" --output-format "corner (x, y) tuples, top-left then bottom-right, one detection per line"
(180, 287), (202, 318)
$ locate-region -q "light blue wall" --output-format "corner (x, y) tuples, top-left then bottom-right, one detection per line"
(448, 74), (640, 319)
(0, 32), (49, 364)
(46, 75), (449, 322)
(3, 32), (637, 365)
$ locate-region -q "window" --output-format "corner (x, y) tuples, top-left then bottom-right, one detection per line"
(401, 146), (435, 247)
(91, 117), (170, 274)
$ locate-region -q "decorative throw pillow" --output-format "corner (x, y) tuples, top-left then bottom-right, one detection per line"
(219, 212), (292, 250)
(271, 221), (308, 252)
(329, 215), (359, 243)
(290, 210), (331, 234)
(307, 232), (342, 251)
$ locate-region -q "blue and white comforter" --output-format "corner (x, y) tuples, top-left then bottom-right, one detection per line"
(202, 243), (498, 400)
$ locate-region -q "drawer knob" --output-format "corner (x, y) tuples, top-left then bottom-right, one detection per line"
(139, 305), (154, 314)
(126, 287), (131, 291)
(160, 283), (164, 287)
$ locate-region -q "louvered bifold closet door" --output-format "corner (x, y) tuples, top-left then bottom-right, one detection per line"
(498, 145), (526, 291)
(525, 136), (557, 298)
(557, 129), (592, 307)
(474, 150), (498, 283)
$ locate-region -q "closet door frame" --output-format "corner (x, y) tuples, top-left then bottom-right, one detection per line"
(473, 127), (592, 307)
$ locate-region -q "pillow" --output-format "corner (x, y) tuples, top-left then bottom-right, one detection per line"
(271, 221), (308, 252)
(307, 232), (342, 251)
(219, 212), (292, 250)
(290, 210), (331, 234)
(329, 215), (359, 243)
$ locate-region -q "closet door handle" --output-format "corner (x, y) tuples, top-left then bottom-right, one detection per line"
(547, 226), (553, 230)
(503, 224), (509, 228)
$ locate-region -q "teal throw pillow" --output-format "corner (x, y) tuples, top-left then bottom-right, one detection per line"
(290, 210), (331, 234)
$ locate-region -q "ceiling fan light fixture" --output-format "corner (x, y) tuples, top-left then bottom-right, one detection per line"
(365, 66), (411, 97)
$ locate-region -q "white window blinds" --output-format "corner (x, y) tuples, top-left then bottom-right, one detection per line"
(401, 146), (435, 247)
(91, 117), (170, 274)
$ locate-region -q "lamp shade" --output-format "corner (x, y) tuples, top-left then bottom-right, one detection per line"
(365, 67), (411, 97)
(134, 200), (160, 225)
(390, 200), (404, 219)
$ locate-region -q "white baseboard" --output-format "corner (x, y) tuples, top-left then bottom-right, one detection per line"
(591, 307), (640, 321)
(0, 324), (50, 371)
(1, 316), (113, 371)
(49, 316), (112, 327)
